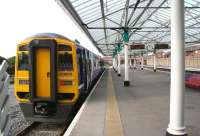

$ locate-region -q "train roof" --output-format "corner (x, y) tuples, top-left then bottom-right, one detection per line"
(25, 33), (71, 41)
(22, 33), (100, 57)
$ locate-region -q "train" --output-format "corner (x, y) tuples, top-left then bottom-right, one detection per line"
(14, 33), (104, 122)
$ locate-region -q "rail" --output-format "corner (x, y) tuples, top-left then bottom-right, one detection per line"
(16, 122), (41, 136)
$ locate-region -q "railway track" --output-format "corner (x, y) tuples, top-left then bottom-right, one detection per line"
(14, 71), (104, 136)
(13, 96), (90, 136)
(16, 122), (68, 136)
(16, 122), (41, 136)
(14, 95), (88, 136)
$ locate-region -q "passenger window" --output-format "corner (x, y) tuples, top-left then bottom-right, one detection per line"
(58, 52), (73, 71)
(18, 52), (29, 70)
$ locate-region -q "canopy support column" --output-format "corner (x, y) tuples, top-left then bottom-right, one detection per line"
(112, 58), (115, 68)
(166, 0), (187, 136)
(133, 57), (136, 70)
(118, 52), (121, 76)
(153, 50), (156, 72)
(123, 28), (130, 86)
(124, 43), (129, 86)
(113, 57), (117, 72)
(141, 52), (144, 70)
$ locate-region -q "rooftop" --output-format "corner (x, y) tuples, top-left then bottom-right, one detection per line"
(57, 0), (200, 56)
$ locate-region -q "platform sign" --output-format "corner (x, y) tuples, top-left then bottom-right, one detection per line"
(154, 44), (169, 49)
(130, 44), (145, 50)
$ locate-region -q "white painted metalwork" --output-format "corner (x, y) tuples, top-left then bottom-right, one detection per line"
(133, 58), (136, 69)
(141, 55), (144, 70)
(153, 54), (156, 72)
(124, 44), (129, 81)
(112, 58), (115, 68)
(117, 53), (121, 76)
(166, 0), (187, 135)
(115, 57), (118, 70)
(58, 0), (200, 56)
(113, 57), (117, 71)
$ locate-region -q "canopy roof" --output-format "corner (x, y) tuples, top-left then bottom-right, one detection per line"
(57, 0), (200, 56)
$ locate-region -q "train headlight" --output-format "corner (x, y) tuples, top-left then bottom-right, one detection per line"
(57, 93), (74, 100)
(17, 92), (30, 99)
(19, 80), (29, 85)
(59, 80), (74, 86)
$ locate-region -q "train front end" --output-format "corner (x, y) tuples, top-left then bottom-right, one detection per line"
(14, 34), (79, 122)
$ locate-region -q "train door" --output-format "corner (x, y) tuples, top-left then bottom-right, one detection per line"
(77, 49), (84, 89)
(90, 53), (94, 81)
(29, 39), (57, 103)
(82, 50), (88, 91)
(87, 51), (91, 88)
(35, 48), (51, 98)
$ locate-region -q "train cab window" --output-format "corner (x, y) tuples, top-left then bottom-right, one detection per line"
(19, 45), (29, 51)
(58, 52), (73, 71)
(58, 44), (72, 51)
(18, 52), (29, 70)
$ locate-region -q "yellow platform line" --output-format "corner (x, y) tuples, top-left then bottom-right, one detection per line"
(105, 70), (124, 136)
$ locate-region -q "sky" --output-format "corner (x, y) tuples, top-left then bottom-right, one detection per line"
(0, 0), (102, 58)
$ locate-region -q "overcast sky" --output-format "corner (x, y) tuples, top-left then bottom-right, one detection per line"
(0, 0), (102, 58)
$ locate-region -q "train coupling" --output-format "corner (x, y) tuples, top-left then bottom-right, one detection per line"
(34, 102), (56, 116)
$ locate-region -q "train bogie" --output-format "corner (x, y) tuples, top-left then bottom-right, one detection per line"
(19, 103), (73, 122)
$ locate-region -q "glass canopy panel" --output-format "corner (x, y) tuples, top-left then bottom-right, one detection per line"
(87, 19), (103, 28)
(88, 29), (105, 41)
(106, 10), (124, 25)
(61, 0), (200, 56)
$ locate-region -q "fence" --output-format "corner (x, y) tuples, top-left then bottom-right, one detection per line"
(146, 56), (200, 69)
(146, 56), (200, 89)
(0, 60), (10, 136)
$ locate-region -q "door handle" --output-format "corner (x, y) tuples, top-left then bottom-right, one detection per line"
(47, 72), (50, 77)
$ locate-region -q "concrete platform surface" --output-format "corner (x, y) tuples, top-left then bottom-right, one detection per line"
(69, 68), (200, 136)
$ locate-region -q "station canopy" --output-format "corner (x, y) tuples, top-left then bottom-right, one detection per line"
(57, 0), (200, 56)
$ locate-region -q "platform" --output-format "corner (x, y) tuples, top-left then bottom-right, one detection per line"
(66, 68), (200, 136)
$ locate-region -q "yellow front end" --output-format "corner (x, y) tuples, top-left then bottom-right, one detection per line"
(14, 38), (79, 104)
(56, 39), (79, 103)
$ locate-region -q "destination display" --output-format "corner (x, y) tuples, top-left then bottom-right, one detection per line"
(130, 44), (145, 50)
(154, 44), (169, 49)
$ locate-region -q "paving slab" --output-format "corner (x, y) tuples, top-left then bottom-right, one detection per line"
(69, 68), (200, 136)
(70, 71), (108, 136)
